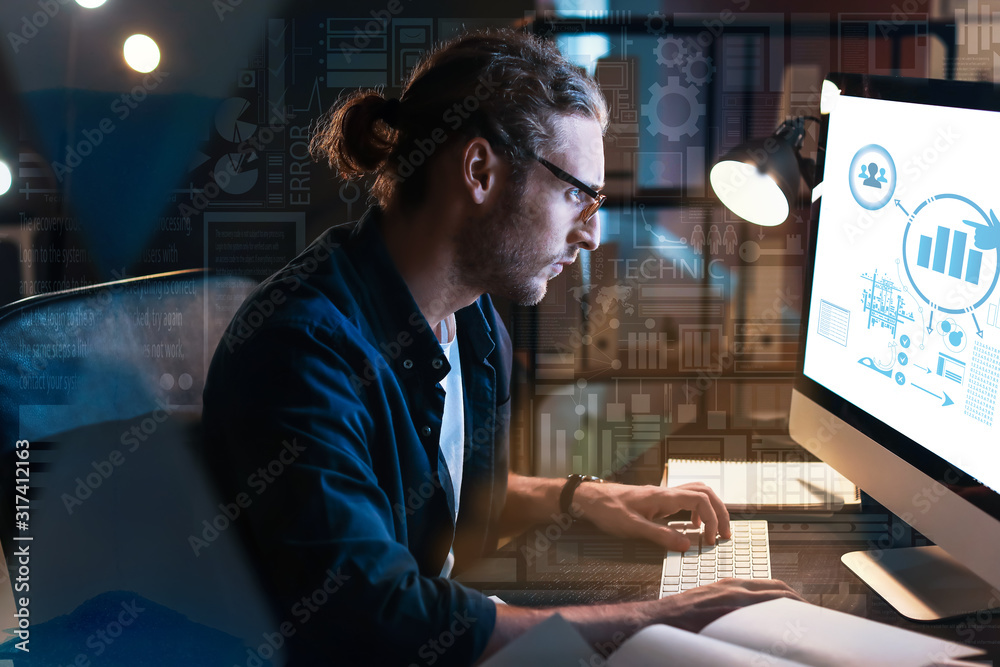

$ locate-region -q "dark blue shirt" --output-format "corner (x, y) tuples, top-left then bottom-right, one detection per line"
(202, 208), (509, 666)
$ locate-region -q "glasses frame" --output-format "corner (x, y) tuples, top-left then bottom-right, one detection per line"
(531, 154), (606, 223)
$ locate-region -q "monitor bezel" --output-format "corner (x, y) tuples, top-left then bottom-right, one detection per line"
(796, 72), (1000, 523)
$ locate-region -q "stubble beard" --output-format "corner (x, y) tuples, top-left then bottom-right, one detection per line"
(453, 185), (562, 306)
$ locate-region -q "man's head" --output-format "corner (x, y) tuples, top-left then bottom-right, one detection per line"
(451, 113), (605, 305)
(312, 28), (608, 305)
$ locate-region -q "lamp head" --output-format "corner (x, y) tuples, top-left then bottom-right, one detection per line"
(710, 117), (812, 227)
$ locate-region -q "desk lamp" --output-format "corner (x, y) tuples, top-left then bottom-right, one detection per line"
(709, 116), (819, 226)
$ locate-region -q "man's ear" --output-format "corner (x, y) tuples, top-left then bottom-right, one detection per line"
(461, 137), (501, 205)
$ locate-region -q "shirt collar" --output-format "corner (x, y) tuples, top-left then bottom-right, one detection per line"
(345, 207), (493, 382)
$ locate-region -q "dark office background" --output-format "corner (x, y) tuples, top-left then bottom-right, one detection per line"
(0, 0), (985, 480)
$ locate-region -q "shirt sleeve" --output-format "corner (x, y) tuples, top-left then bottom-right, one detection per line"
(202, 320), (497, 666)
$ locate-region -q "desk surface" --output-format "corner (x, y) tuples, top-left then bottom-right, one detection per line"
(456, 510), (1000, 661)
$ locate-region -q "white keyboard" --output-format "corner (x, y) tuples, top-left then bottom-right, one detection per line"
(659, 520), (771, 598)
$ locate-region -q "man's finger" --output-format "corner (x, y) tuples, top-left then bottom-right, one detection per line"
(629, 516), (692, 551)
(700, 485), (731, 540)
(655, 486), (721, 545)
(689, 492), (720, 545)
(674, 483), (729, 539)
(717, 577), (792, 590)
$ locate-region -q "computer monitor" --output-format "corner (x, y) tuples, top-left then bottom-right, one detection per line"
(789, 72), (1000, 621)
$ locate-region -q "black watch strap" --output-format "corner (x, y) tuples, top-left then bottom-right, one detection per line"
(559, 474), (604, 515)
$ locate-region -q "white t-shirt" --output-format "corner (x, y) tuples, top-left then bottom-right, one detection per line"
(437, 316), (464, 578)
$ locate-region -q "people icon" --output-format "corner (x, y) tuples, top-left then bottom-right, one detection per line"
(862, 161), (881, 189)
(650, 160), (670, 186)
(690, 224), (705, 254)
(723, 224), (738, 255)
(849, 144), (895, 210)
(708, 224), (722, 254)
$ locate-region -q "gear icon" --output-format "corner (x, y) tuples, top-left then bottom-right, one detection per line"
(654, 36), (687, 67)
(641, 77), (705, 141)
(682, 54), (715, 85)
(644, 11), (669, 35)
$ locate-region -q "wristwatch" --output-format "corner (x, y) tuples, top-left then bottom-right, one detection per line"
(559, 474), (604, 515)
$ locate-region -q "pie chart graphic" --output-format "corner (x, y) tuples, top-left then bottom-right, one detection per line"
(214, 97), (259, 194)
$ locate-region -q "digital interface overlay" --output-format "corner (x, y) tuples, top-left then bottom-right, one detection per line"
(803, 93), (1000, 493)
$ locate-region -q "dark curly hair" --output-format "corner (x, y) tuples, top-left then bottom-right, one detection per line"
(310, 28), (608, 210)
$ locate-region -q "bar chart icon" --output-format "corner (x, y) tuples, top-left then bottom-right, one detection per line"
(917, 225), (982, 285)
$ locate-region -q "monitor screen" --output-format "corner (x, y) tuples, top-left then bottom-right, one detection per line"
(802, 82), (1000, 495)
(791, 73), (1000, 619)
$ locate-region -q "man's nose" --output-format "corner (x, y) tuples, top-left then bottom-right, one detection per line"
(573, 211), (600, 251)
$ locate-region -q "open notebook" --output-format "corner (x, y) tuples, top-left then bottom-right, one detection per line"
(664, 458), (861, 512)
(481, 599), (984, 667)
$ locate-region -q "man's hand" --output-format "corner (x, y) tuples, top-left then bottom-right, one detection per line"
(963, 209), (1000, 250)
(648, 578), (805, 632)
(572, 481), (730, 551)
(480, 578), (805, 663)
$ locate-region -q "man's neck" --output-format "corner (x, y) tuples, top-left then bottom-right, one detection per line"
(434, 313), (457, 344)
(378, 203), (481, 333)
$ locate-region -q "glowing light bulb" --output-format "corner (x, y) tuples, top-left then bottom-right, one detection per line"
(0, 161), (11, 196)
(123, 34), (160, 73)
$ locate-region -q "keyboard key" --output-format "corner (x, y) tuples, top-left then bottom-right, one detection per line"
(660, 520), (772, 599)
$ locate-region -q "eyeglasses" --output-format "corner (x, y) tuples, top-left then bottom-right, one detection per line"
(531, 154), (606, 223)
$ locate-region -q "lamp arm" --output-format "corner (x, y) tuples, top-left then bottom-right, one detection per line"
(787, 116), (822, 187)
(797, 155), (817, 189)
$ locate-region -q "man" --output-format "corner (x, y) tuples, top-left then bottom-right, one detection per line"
(202, 28), (799, 666)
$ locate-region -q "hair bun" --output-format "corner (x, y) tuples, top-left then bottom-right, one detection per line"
(381, 97), (401, 128)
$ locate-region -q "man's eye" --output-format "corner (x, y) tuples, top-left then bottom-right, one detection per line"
(568, 189), (582, 202)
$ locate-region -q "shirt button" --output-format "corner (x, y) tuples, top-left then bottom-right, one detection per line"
(431, 358), (444, 370)
(420, 426), (432, 437)
(402, 359), (413, 369)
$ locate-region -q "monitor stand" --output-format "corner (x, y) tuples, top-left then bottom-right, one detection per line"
(842, 545), (1000, 621)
